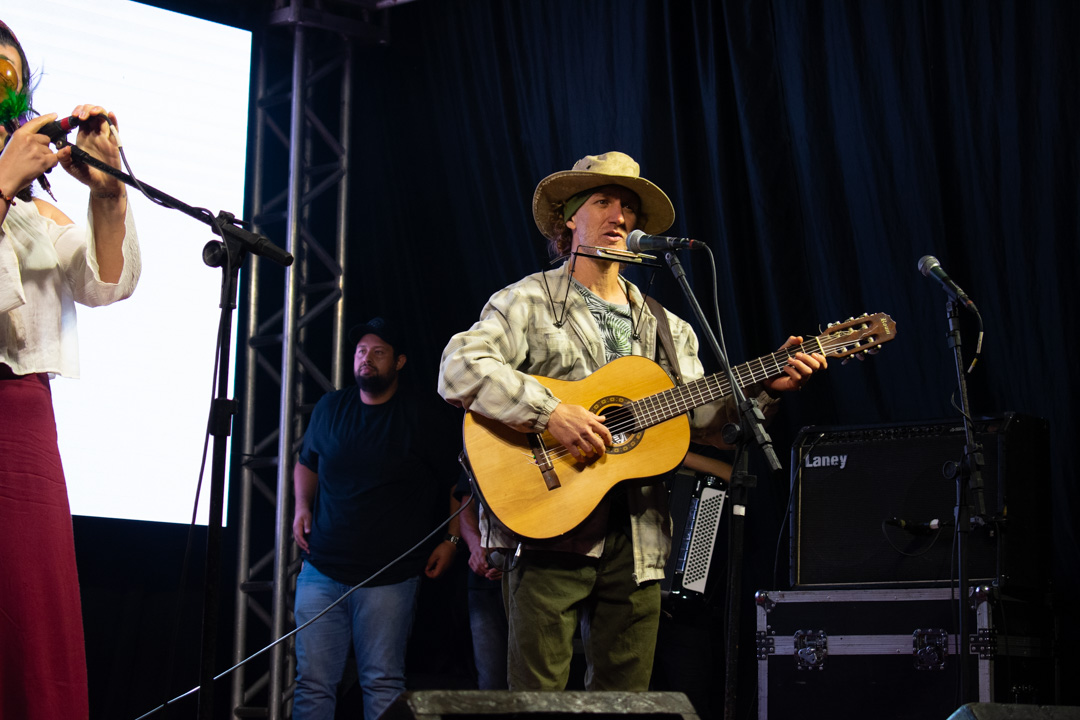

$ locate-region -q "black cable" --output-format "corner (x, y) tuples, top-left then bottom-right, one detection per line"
(133, 495), (473, 720)
(54, 122), (219, 227)
(879, 519), (948, 558)
(701, 245), (731, 366)
(158, 255), (235, 719)
(774, 432), (825, 589)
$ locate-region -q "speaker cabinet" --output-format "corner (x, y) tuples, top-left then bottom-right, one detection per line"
(379, 691), (700, 720)
(789, 413), (1050, 588)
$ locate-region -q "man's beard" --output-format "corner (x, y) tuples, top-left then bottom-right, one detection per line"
(355, 367), (395, 394)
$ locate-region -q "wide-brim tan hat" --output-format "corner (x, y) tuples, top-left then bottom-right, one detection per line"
(532, 151), (675, 240)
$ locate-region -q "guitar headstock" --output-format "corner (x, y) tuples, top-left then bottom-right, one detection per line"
(815, 312), (897, 360)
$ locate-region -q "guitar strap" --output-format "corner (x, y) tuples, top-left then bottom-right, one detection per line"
(645, 296), (683, 386)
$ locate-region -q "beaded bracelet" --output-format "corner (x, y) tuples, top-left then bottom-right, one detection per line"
(0, 189), (14, 207)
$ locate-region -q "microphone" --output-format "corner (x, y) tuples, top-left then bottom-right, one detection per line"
(884, 517), (948, 535)
(37, 115), (81, 142)
(917, 255), (978, 313)
(626, 229), (705, 253)
(28, 116), (87, 201)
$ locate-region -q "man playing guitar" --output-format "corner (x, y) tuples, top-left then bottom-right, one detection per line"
(437, 151), (827, 692)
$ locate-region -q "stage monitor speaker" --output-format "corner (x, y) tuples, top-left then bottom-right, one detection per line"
(379, 690), (700, 720)
(948, 703), (1080, 719)
(789, 413), (1050, 588)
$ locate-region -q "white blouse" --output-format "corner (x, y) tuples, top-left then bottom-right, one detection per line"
(0, 197), (140, 378)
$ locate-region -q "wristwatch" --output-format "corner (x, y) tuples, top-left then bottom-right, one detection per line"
(443, 533), (462, 547)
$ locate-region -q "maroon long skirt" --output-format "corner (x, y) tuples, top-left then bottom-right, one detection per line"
(0, 368), (89, 720)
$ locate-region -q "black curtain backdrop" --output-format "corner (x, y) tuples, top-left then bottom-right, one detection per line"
(337, 0), (1079, 711)
(345, 0), (1078, 583)
(72, 1), (1079, 718)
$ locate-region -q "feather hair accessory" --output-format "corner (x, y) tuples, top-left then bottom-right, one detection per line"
(0, 86), (30, 133)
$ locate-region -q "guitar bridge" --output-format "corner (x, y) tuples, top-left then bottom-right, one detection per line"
(527, 433), (561, 490)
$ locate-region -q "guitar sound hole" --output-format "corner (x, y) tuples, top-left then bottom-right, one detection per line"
(601, 405), (639, 450)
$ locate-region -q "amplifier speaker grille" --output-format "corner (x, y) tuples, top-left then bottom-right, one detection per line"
(789, 413), (1049, 588)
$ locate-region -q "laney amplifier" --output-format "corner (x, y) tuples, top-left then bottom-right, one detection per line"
(789, 413), (1050, 589)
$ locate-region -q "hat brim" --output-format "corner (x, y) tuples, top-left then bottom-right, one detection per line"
(532, 171), (675, 241)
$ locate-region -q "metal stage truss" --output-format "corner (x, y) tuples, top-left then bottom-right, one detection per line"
(230, 2), (410, 718)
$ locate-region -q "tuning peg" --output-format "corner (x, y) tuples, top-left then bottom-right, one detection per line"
(840, 344), (881, 365)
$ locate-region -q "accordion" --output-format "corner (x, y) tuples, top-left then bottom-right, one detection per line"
(662, 452), (730, 608)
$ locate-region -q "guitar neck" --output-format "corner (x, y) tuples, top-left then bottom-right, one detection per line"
(631, 342), (816, 429)
(625, 312), (894, 431)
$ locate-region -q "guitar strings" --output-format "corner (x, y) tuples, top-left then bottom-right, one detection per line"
(531, 327), (878, 466)
(629, 329), (873, 428)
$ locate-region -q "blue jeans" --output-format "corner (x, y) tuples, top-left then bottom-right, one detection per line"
(293, 562), (419, 720)
(467, 577), (508, 689)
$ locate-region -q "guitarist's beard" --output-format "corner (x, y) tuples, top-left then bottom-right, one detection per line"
(355, 365), (396, 395)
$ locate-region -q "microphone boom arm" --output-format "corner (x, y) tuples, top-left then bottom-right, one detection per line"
(55, 130), (290, 720)
(59, 141), (293, 268)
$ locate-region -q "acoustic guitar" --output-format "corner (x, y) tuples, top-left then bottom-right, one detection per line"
(463, 313), (896, 539)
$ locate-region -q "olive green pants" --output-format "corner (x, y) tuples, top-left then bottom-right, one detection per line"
(505, 529), (662, 690)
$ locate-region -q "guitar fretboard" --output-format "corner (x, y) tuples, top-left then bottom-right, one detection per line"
(629, 331), (854, 430)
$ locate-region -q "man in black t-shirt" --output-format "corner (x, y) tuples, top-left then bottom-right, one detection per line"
(292, 317), (460, 720)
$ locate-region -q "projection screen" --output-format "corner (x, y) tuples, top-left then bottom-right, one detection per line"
(4, 0), (253, 524)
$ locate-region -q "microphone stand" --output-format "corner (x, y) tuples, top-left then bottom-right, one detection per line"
(942, 299), (986, 704)
(57, 139), (293, 719)
(658, 250), (781, 720)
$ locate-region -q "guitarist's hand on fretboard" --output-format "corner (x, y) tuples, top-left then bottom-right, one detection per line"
(547, 402), (612, 462)
(762, 335), (828, 394)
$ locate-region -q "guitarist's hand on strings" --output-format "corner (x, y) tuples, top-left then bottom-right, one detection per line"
(762, 336), (828, 394)
(548, 402), (613, 462)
